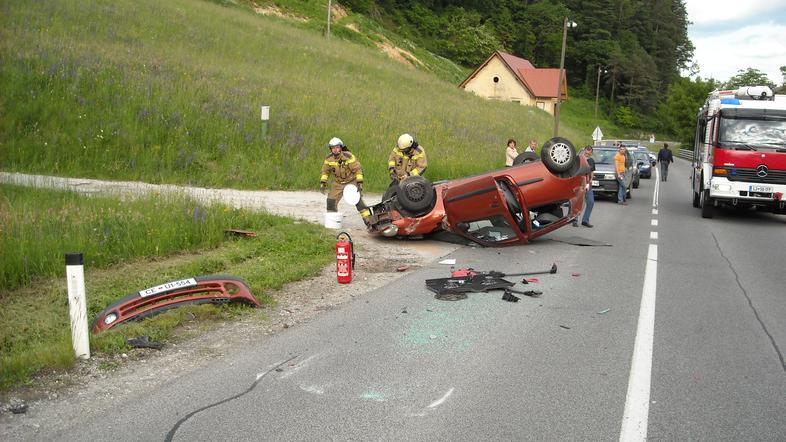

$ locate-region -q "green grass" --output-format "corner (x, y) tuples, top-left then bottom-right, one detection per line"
(0, 184), (334, 390)
(560, 96), (625, 146)
(0, 0), (585, 192)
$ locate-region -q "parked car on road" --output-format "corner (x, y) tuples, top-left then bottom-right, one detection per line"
(363, 138), (590, 246)
(590, 146), (636, 199)
(633, 151), (652, 178)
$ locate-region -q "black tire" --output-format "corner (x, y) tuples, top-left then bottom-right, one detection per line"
(700, 189), (714, 218)
(541, 137), (578, 173)
(397, 176), (435, 214)
(382, 183), (398, 203)
(633, 177), (640, 189)
(626, 187), (632, 198)
(512, 151), (539, 166)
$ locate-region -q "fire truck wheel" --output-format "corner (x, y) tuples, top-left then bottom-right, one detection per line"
(700, 189), (715, 218)
(541, 137), (578, 173)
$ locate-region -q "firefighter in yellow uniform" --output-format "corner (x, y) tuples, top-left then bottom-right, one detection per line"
(388, 133), (428, 185)
(320, 137), (372, 225)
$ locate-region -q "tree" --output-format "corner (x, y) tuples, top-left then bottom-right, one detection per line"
(723, 68), (774, 89)
(655, 76), (717, 145)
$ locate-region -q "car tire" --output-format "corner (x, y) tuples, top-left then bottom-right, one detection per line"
(700, 189), (714, 218)
(626, 186), (632, 198)
(541, 137), (577, 173)
(382, 184), (398, 203)
(397, 176), (435, 215)
(633, 177), (640, 189)
(512, 151), (539, 166)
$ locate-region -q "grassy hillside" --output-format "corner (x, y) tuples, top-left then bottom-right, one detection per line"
(0, 0), (588, 192)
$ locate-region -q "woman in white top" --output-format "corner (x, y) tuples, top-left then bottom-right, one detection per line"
(504, 138), (518, 167)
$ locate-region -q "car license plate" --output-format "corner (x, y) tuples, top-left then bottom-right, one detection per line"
(591, 180), (599, 187)
(139, 278), (197, 297)
(749, 185), (772, 193)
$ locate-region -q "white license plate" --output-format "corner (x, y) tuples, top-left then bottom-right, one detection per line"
(139, 278), (197, 297)
(591, 180), (599, 186)
(749, 185), (773, 193)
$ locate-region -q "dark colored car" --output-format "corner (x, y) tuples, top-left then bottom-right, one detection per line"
(363, 137), (590, 246)
(633, 151), (652, 178)
(590, 146), (636, 199)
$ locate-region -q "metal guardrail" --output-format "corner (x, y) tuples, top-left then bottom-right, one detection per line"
(675, 148), (694, 162)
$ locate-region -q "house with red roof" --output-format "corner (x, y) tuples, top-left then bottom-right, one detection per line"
(459, 51), (567, 115)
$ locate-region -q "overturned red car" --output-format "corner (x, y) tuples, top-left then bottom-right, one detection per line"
(363, 137), (590, 246)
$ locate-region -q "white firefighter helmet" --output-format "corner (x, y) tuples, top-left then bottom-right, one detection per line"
(328, 137), (344, 148)
(397, 133), (414, 150)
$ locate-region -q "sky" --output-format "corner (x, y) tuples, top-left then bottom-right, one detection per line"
(684, 0), (786, 84)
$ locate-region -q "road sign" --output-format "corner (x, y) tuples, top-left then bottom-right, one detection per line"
(592, 126), (603, 142)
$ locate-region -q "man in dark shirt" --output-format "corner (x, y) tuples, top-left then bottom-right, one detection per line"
(657, 143), (674, 181)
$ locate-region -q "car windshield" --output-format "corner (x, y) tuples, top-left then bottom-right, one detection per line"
(634, 153), (649, 162)
(719, 116), (786, 148)
(591, 149), (618, 164)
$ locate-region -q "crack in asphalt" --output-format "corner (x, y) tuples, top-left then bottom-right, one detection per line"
(164, 355), (298, 442)
(712, 233), (786, 374)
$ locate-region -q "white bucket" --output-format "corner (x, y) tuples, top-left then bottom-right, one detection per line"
(324, 212), (344, 229)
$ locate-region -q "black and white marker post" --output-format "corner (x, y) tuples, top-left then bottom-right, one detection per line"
(65, 252), (90, 359)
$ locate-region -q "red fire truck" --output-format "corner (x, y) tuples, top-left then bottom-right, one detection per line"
(692, 86), (786, 218)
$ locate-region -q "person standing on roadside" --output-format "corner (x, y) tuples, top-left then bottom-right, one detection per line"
(388, 133), (427, 185)
(657, 142), (674, 181)
(319, 137), (371, 225)
(504, 138), (518, 167)
(573, 146), (596, 227)
(525, 139), (537, 152)
(614, 144), (629, 205)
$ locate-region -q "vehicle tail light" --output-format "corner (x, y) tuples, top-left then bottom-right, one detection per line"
(381, 224), (398, 237)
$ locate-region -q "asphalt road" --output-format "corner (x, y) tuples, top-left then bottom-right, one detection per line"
(22, 161), (786, 441)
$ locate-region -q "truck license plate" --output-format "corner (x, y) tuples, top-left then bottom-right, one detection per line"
(591, 180), (599, 187)
(749, 185), (773, 193)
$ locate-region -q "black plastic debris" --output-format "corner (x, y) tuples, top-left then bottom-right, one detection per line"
(127, 335), (163, 350)
(9, 403), (28, 414)
(502, 290), (520, 302)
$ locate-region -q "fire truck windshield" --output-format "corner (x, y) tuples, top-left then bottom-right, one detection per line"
(718, 115), (786, 149)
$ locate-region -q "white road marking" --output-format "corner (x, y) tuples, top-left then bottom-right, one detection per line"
(619, 170), (660, 441)
(652, 209), (658, 215)
(619, 244), (658, 441)
(428, 388), (455, 408)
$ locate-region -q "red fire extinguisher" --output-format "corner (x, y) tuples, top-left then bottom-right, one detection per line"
(336, 231), (355, 284)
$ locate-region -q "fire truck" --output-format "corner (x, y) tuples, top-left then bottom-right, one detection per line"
(692, 86), (786, 218)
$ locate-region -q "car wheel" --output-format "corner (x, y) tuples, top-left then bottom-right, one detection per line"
(633, 178), (640, 189)
(540, 137), (577, 173)
(512, 152), (539, 166)
(700, 189), (714, 218)
(626, 186), (632, 198)
(397, 176), (435, 215)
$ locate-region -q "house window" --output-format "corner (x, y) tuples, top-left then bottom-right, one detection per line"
(536, 101), (545, 110)
(511, 99), (520, 104)
(493, 76), (500, 83)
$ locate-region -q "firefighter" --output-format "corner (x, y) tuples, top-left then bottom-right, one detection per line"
(388, 133), (428, 184)
(319, 137), (371, 225)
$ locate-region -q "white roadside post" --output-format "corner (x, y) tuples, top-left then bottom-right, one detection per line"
(65, 252), (90, 359)
(261, 105), (270, 139)
(592, 126), (604, 144)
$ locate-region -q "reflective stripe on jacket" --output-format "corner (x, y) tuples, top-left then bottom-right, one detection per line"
(388, 146), (428, 177)
(320, 151), (363, 184)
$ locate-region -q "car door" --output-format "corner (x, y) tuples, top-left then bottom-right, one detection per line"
(443, 176), (527, 245)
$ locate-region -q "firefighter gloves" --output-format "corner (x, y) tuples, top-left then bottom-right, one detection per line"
(320, 182), (327, 194)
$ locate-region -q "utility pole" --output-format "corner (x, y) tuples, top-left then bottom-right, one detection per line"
(553, 17), (576, 137)
(594, 65), (605, 121)
(326, 0), (332, 39)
